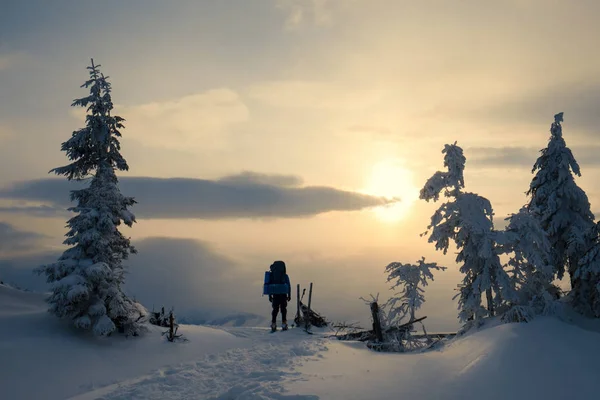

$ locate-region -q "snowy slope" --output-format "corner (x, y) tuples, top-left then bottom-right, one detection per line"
(288, 317), (600, 399)
(3, 284), (600, 400)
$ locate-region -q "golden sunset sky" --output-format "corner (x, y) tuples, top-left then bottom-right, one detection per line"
(1, 0), (599, 329)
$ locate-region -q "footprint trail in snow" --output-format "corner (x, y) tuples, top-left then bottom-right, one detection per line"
(76, 327), (327, 400)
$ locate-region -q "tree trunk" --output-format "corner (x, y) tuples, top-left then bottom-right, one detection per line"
(296, 283), (300, 324)
(370, 302), (384, 342)
(486, 289), (495, 317)
(169, 312), (175, 342)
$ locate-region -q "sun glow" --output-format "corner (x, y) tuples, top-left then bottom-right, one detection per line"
(362, 159), (420, 223)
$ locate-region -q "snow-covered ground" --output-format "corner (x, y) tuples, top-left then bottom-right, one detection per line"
(3, 284), (600, 400)
(0, 284), (325, 400)
(287, 318), (600, 399)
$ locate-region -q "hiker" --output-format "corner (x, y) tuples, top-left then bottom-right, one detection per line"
(267, 260), (291, 331)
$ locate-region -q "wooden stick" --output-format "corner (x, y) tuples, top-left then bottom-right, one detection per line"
(306, 282), (313, 330)
(296, 283), (300, 324)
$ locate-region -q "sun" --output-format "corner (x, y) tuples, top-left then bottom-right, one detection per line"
(361, 159), (420, 223)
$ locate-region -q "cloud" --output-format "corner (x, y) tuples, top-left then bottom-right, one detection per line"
(123, 237), (255, 315)
(467, 147), (539, 168)
(0, 172), (395, 219)
(0, 237), (253, 316)
(0, 222), (47, 257)
(218, 171), (303, 187)
(471, 82), (600, 135)
(0, 237), (275, 324)
(71, 89), (249, 152)
(0, 250), (54, 290)
(0, 237), (257, 313)
(275, 0), (334, 30)
(467, 145), (600, 168)
(0, 205), (69, 218)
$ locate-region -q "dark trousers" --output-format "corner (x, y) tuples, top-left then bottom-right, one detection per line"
(271, 294), (288, 323)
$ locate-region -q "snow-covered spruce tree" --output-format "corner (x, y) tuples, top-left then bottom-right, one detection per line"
(574, 223), (600, 317)
(35, 59), (146, 336)
(384, 257), (446, 324)
(526, 112), (595, 309)
(420, 143), (516, 324)
(495, 207), (557, 322)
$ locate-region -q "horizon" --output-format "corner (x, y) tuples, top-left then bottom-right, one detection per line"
(2, 0), (600, 331)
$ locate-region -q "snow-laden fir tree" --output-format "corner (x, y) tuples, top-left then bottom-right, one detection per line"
(420, 143), (516, 324)
(574, 223), (600, 317)
(35, 59), (146, 336)
(384, 257), (446, 325)
(526, 112), (595, 310)
(495, 207), (557, 322)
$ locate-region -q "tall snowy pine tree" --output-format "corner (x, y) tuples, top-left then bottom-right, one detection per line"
(420, 143), (516, 324)
(35, 59), (146, 336)
(526, 112), (595, 311)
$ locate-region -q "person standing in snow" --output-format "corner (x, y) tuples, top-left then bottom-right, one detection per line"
(267, 260), (291, 331)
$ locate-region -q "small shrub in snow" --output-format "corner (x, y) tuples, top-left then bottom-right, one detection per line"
(149, 306), (175, 327)
(381, 258), (446, 351)
(384, 257), (446, 325)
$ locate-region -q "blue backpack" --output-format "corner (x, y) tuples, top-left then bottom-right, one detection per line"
(263, 260), (290, 295)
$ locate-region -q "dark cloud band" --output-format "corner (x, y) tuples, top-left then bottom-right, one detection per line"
(471, 83), (600, 135)
(0, 222), (47, 255)
(0, 172), (396, 219)
(468, 146), (600, 168)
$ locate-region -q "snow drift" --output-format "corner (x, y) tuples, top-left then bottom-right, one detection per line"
(288, 317), (600, 399)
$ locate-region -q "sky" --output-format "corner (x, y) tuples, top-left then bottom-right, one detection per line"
(1, 0), (600, 331)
